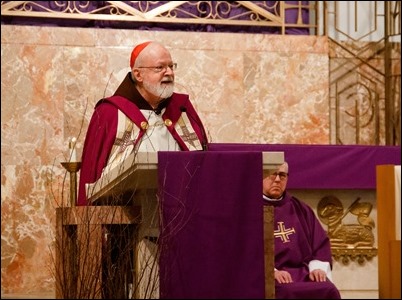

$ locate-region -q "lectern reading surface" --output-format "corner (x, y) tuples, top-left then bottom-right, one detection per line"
(86, 151), (284, 203)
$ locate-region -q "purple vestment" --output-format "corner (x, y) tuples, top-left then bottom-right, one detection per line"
(264, 192), (341, 299)
(78, 73), (207, 205)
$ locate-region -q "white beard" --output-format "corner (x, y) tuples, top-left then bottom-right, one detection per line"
(144, 81), (174, 99)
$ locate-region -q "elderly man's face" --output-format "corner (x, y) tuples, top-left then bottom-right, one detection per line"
(263, 162), (288, 199)
(138, 45), (175, 100)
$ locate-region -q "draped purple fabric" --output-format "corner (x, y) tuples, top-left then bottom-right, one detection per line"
(158, 151), (265, 299)
(154, 143), (399, 297)
(1, 1), (310, 35)
(208, 143), (401, 189)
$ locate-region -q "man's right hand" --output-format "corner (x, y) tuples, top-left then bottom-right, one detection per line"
(274, 269), (293, 284)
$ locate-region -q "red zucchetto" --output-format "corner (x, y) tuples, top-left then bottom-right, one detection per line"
(130, 41), (152, 68)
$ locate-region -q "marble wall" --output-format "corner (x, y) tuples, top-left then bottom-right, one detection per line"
(1, 24), (376, 298)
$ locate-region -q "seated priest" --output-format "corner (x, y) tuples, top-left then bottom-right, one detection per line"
(263, 162), (341, 299)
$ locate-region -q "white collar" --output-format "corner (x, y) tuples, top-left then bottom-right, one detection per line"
(263, 194), (283, 202)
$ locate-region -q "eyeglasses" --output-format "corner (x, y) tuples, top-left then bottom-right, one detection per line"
(137, 63), (177, 73)
(267, 172), (288, 181)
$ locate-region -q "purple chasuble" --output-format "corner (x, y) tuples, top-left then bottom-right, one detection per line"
(264, 192), (341, 299)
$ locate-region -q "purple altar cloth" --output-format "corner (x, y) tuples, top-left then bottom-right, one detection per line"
(158, 151), (265, 299)
(208, 143), (401, 189)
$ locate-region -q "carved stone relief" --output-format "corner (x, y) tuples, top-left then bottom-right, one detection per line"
(318, 195), (378, 265)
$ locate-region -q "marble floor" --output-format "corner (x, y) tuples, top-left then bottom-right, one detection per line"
(1, 292), (55, 299)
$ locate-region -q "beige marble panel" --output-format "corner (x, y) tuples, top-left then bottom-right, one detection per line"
(1, 24), (333, 296)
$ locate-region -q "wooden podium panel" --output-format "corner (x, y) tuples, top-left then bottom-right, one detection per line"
(264, 205), (275, 299)
(376, 165), (401, 299)
(55, 206), (141, 299)
(389, 240), (401, 299)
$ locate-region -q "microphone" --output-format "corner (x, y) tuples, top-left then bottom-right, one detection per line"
(154, 107), (162, 115)
(180, 106), (208, 151)
(154, 85), (168, 115)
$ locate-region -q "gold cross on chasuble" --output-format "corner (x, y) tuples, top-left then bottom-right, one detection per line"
(177, 116), (198, 148)
(274, 221), (295, 243)
(115, 129), (136, 153)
